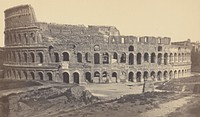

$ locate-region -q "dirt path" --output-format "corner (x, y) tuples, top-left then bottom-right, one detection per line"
(140, 96), (193, 117)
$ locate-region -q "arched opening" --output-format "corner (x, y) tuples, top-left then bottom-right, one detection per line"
(38, 52), (43, 63)
(94, 71), (100, 83)
(144, 53), (149, 62)
(182, 70), (184, 77)
(120, 53), (126, 63)
(24, 53), (27, 63)
(182, 53), (184, 62)
(151, 71), (156, 80)
(129, 53), (134, 65)
(169, 53), (173, 63)
(136, 72), (141, 82)
(178, 53), (181, 62)
(158, 53), (162, 65)
(157, 71), (162, 81)
(112, 52), (118, 63)
(18, 53), (21, 63)
(77, 53), (82, 63)
(30, 52), (34, 63)
(63, 52), (69, 61)
(38, 72), (43, 80)
(85, 72), (92, 83)
(151, 53), (156, 63)
(174, 70), (177, 78)
(137, 53), (142, 65)
(18, 71), (21, 79)
(112, 72), (117, 83)
(85, 52), (91, 63)
(30, 72), (35, 80)
(143, 71), (148, 81)
(54, 52), (59, 62)
(47, 72), (53, 81)
(164, 53), (168, 65)
(128, 72), (134, 82)
(174, 53), (177, 62)
(103, 52), (109, 64)
(73, 72), (79, 84)
(178, 70), (181, 78)
(169, 71), (173, 79)
(94, 53), (100, 64)
(128, 46), (134, 51)
(23, 71), (27, 80)
(63, 72), (69, 83)
(164, 71), (168, 80)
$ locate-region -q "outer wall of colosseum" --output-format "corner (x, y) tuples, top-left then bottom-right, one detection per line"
(3, 5), (191, 84)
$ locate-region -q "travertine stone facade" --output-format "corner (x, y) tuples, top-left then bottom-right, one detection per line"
(3, 5), (192, 84)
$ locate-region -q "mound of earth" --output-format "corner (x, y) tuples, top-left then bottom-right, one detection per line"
(0, 85), (99, 117)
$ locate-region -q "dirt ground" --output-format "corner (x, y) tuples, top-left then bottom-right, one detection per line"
(0, 75), (200, 117)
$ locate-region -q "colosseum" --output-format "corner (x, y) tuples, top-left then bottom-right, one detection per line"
(3, 5), (192, 84)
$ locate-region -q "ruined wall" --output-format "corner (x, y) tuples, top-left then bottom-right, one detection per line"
(3, 5), (192, 84)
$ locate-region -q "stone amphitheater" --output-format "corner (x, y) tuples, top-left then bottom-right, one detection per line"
(3, 5), (192, 84)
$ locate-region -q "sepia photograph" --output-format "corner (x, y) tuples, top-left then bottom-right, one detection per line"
(0, 0), (200, 117)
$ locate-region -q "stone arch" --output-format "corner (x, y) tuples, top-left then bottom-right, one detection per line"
(63, 52), (69, 61)
(54, 52), (59, 62)
(157, 53), (162, 65)
(169, 53), (173, 63)
(18, 33), (21, 43)
(85, 72), (92, 83)
(129, 53), (134, 65)
(163, 71), (168, 80)
(103, 52), (109, 64)
(143, 71), (149, 81)
(150, 71), (156, 80)
(24, 33), (28, 44)
(30, 52), (35, 63)
(30, 72), (35, 80)
(73, 72), (79, 84)
(174, 53), (177, 62)
(94, 71), (100, 83)
(17, 71), (21, 79)
(112, 72), (118, 83)
(174, 70), (178, 78)
(144, 53), (149, 62)
(112, 52), (118, 63)
(178, 70), (181, 78)
(94, 53), (100, 64)
(38, 52), (43, 63)
(77, 52), (82, 63)
(182, 70), (184, 77)
(85, 52), (91, 63)
(47, 72), (53, 81)
(182, 53), (184, 62)
(157, 71), (162, 81)
(128, 45), (134, 51)
(178, 53), (181, 62)
(164, 53), (168, 65)
(23, 71), (28, 80)
(18, 52), (21, 63)
(136, 72), (142, 82)
(169, 71), (173, 79)
(63, 72), (69, 83)
(38, 72), (44, 80)
(137, 53), (142, 65)
(128, 72), (134, 82)
(120, 53), (126, 63)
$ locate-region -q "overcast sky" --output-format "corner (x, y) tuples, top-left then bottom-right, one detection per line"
(0, 0), (200, 47)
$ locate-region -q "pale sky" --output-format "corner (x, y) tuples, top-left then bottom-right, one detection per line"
(0, 0), (200, 47)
